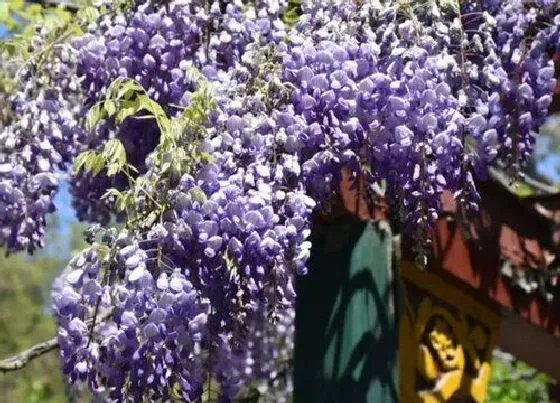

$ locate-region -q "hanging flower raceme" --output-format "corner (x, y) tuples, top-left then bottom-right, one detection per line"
(1, 0), (558, 400)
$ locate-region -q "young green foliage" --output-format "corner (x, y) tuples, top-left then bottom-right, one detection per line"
(282, 0), (302, 26)
(79, 72), (216, 230)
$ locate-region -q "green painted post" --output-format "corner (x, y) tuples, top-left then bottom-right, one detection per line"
(294, 218), (398, 403)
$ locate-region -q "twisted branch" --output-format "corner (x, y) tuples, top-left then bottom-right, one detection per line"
(0, 337), (59, 373)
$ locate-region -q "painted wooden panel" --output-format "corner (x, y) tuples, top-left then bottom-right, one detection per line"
(399, 260), (501, 403)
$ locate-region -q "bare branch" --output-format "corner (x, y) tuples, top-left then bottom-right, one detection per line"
(0, 337), (59, 372)
(0, 308), (113, 373)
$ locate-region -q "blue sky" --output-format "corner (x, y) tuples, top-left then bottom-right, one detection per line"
(53, 180), (79, 223)
(536, 139), (560, 181)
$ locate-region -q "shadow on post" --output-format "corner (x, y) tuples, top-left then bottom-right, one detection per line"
(294, 214), (398, 403)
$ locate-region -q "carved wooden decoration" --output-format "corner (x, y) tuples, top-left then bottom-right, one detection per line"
(399, 261), (500, 402)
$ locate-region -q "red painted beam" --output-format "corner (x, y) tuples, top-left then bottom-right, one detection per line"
(430, 185), (560, 337)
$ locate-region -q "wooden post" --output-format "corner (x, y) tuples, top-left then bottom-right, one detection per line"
(294, 213), (398, 402)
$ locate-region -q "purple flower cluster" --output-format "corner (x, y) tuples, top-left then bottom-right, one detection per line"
(487, 1), (555, 168)
(68, 0), (289, 224)
(0, 34), (85, 253)
(52, 237), (210, 401)
(39, 0), (560, 400)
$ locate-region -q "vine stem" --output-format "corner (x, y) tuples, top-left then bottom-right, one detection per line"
(204, 0), (211, 63)
(405, 1), (429, 264)
(14, 30), (73, 83)
(454, 0), (476, 231)
(87, 244), (118, 348)
(122, 166), (163, 210)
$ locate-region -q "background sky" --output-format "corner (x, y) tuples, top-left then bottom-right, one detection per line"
(536, 139), (560, 180)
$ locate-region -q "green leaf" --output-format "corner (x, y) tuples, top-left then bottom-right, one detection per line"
(190, 187), (207, 204)
(161, 161), (172, 174)
(0, 4), (11, 25)
(75, 151), (105, 176)
(185, 66), (203, 83)
(11, 0), (24, 10)
(106, 163), (121, 177)
(102, 139), (127, 176)
(104, 100), (117, 117)
(127, 164), (139, 174)
(105, 77), (144, 101)
(199, 152), (213, 164)
(464, 133), (480, 156)
(226, 254), (238, 274)
(133, 176), (148, 196)
(86, 103), (106, 133)
(136, 95), (171, 135)
(74, 151), (105, 176)
(115, 98), (141, 125)
(90, 154), (106, 176)
(66, 21), (84, 37)
(171, 381), (182, 401)
(76, 6), (100, 23)
(94, 244), (111, 262)
(165, 119), (184, 147)
(282, 0), (302, 25)
(117, 79), (144, 100)
(439, 0), (460, 13)
(115, 192), (127, 212)
(124, 192), (136, 213)
(25, 3), (42, 15)
(101, 188), (124, 201)
(72, 151), (91, 173)
(102, 139), (127, 167)
(201, 377), (221, 403)
(0, 41), (17, 57)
